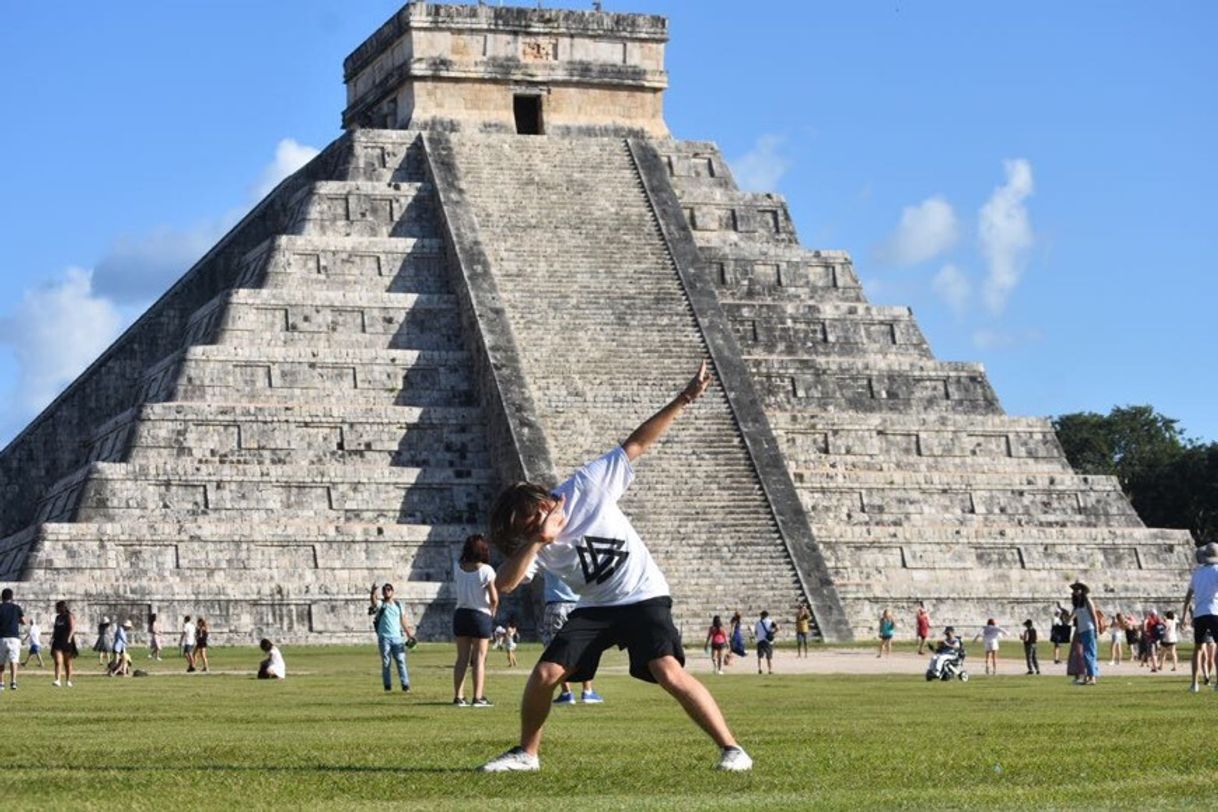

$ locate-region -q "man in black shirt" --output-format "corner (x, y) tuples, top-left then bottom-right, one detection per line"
(0, 588), (27, 691)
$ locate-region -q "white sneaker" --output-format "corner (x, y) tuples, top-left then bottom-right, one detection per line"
(478, 747), (540, 772)
(52, 680), (60, 687)
(66, 681), (73, 688)
(717, 746), (753, 771)
(1189, 684), (1201, 693)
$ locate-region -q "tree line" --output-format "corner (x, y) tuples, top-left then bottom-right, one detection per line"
(1053, 405), (1217, 545)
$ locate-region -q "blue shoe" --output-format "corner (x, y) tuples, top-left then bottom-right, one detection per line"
(580, 690), (604, 704)
(553, 691), (576, 705)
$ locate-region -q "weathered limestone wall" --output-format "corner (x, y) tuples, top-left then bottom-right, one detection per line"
(343, 2), (669, 136)
(654, 138), (1195, 637)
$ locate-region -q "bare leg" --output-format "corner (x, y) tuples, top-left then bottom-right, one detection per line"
(519, 661), (567, 755)
(453, 637), (472, 700)
(648, 656), (737, 749)
(1191, 644), (1202, 689)
(473, 638), (489, 699)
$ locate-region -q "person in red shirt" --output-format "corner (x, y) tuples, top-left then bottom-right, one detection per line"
(915, 602), (932, 655)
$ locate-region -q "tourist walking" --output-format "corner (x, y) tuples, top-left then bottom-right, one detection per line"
(0, 588), (26, 691)
(1049, 607), (1071, 664)
(794, 604), (812, 658)
(755, 610), (778, 674)
(504, 619), (519, 668)
(194, 618), (211, 673)
(1158, 611), (1180, 672)
(51, 601), (75, 688)
(1123, 612), (1140, 661)
(973, 619), (1009, 675)
(877, 609), (895, 658)
(1108, 612), (1126, 665)
(147, 613), (162, 660)
(705, 615), (729, 674)
(110, 620), (132, 677)
(1142, 610), (1162, 672)
(1183, 542), (1218, 693)
(93, 615), (113, 665)
(542, 570), (603, 705)
(1069, 582), (1101, 685)
(180, 615), (197, 672)
(1020, 619), (1040, 674)
(915, 602), (931, 655)
(370, 582), (416, 693)
(726, 611), (746, 665)
(478, 361), (752, 772)
(257, 639), (286, 680)
(452, 534), (497, 707)
(21, 617), (43, 668)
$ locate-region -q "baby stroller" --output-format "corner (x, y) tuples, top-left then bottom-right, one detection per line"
(926, 642), (969, 682)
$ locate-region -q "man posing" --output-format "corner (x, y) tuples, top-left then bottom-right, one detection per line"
(368, 583), (416, 692)
(1183, 542), (1218, 693)
(480, 361), (752, 773)
(0, 589), (26, 691)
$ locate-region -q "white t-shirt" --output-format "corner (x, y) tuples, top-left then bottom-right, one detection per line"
(26, 624), (40, 646)
(183, 622), (197, 646)
(454, 562), (495, 615)
(979, 626), (1006, 651)
(266, 646), (286, 678)
(755, 618), (776, 643)
(529, 447), (669, 608)
(1191, 564), (1218, 618)
(1163, 617), (1180, 644)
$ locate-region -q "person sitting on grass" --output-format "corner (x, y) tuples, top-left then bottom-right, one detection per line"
(478, 361), (752, 773)
(257, 639), (286, 680)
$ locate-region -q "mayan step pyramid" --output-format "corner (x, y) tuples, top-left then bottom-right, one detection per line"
(0, 2), (1194, 642)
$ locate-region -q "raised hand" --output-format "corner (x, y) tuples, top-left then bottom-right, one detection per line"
(681, 359), (712, 405)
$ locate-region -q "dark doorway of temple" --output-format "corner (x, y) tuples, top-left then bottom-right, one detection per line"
(513, 95), (543, 135)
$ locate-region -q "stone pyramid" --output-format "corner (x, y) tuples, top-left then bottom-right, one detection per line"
(0, 2), (1193, 643)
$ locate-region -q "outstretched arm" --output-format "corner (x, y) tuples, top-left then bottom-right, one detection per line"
(622, 360), (712, 462)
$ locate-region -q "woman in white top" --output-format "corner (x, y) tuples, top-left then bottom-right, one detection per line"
(1069, 582), (1101, 685)
(452, 534), (498, 708)
(973, 619), (1008, 675)
(1158, 610), (1180, 672)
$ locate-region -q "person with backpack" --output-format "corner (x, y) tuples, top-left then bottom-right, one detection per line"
(368, 582), (417, 693)
(755, 611), (778, 675)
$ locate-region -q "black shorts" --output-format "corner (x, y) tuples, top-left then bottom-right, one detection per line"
(453, 608), (493, 639)
(539, 596), (684, 683)
(1193, 615), (1218, 645)
(757, 640), (774, 658)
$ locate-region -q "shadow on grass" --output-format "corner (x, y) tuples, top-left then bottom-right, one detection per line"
(13, 764), (474, 775)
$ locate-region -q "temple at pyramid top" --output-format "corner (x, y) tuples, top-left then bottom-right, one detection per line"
(342, 1), (670, 135)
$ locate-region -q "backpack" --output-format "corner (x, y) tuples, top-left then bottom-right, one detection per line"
(371, 600), (401, 631)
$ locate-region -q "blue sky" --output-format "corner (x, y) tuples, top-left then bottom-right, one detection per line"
(1, 1), (1214, 445)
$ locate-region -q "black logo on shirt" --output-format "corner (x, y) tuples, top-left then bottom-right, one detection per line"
(577, 536), (629, 585)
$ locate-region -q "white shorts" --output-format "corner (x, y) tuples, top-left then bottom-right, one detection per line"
(985, 641), (1000, 653)
(1, 637), (20, 664)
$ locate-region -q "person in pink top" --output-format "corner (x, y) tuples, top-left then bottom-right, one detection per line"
(915, 602), (931, 655)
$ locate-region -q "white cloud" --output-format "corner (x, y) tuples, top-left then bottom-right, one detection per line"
(0, 136), (320, 431)
(932, 263), (971, 315)
(0, 268), (124, 414)
(979, 158), (1035, 314)
(93, 222), (230, 305)
(730, 134), (792, 192)
(251, 138), (320, 200)
(878, 195), (959, 266)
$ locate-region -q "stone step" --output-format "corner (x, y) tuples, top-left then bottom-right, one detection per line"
(186, 288), (463, 352)
(85, 402), (489, 468)
(37, 462), (492, 525)
(809, 524), (1192, 544)
(285, 180), (440, 240)
(341, 130), (428, 184)
(139, 345), (475, 407)
(234, 235), (448, 294)
(787, 456), (1073, 475)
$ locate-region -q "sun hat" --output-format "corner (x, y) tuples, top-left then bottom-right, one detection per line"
(102, 615), (111, 624)
(1069, 581), (1089, 594)
(1196, 543), (1218, 565)
(122, 620), (133, 629)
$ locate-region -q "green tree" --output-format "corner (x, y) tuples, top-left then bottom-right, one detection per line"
(1053, 405), (1216, 543)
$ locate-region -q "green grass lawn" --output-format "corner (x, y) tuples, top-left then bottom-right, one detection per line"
(1, 644), (1214, 810)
